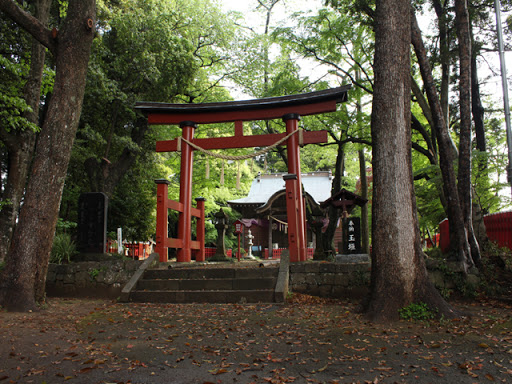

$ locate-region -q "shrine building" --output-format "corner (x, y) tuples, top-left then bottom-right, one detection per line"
(228, 171), (342, 257)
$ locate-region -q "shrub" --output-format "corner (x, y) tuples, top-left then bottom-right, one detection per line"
(50, 233), (77, 264)
(399, 302), (437, 321)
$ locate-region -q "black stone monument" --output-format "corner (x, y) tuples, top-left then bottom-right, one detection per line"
(78, 192), (108, 254)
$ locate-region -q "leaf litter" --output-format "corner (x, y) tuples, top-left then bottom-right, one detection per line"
(0, 295), (511, 383)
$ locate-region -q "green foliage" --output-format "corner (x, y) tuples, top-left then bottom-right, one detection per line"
(0, 198), (12, 212)
(89, 268), (99, 281)
(55, 218), (77, 234)
(0, 56), (39, 133)
(107, 157), (158, 241)
(50, 233), (77, 264)
(399, 302), (437, 321)
(61, 0), (241, 244)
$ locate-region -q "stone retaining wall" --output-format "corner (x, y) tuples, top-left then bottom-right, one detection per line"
(46, 260), (143, 299)
(289, 262), (371, 298)
(46, 259), (478, 300)
(46, 260), (371, 299)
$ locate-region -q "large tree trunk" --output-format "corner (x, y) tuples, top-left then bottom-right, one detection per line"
(432, 0), (451, 128)
(358, 149), (369, 254)
(321, 141), (345, 254)
(469, 25), (489, 250)
(366, 0), (457, 322)
(411, 10), (473, 270)
(0, 134), (34, 263)
(0, 0), (96, 311)
(455, 0), (481, 267)
(0, 0), (50, 263)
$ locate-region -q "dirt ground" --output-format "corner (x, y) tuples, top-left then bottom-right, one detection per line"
(1, 295), (511, 384)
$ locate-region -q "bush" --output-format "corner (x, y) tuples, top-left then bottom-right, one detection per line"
(50, 233), (77, 264)
(399, 302), (437, 321)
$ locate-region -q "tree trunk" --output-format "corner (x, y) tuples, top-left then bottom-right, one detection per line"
(455, 0), (481, 267)
(0, 0), (50, 264)
(358, 149), (369, 254)
(432, 0), (451, 127)
(0, 135), (34, 264)
(471, 53), (486, 154)
(411, 10), (472, 270)
(0, 0), (96, 311)
(321, 141), (345, 254)
(366, 0), (457, 322)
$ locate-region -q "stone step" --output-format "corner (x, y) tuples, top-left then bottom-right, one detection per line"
(143, 266), (279, 280)
(136, 277), (277, 291)
(129, 289), (276, 304)
(126, 265), (281, 304)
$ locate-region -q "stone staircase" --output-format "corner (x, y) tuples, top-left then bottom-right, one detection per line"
(124, 262), (281, 304)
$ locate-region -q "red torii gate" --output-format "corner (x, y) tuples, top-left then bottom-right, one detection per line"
(136, 86), (350, 263)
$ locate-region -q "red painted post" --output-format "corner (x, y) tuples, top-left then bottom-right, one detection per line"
(177, 121), (196, 262)
(195, 197), (206, 262)
(155, 179), (170, 262)
(237, 233), (241, 261)
(283, 114), (307, 261)
(284, 174), (300, 262)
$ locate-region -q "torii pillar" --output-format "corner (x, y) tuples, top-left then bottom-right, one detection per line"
(177, 121), (196, 262)
(283, 114), (307, 261)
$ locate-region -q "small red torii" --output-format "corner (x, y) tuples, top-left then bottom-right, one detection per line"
(136, 86), (350, 263)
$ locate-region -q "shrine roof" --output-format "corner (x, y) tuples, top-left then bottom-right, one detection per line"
(320, 188), (368, 209)
(228, 172), (333, 207)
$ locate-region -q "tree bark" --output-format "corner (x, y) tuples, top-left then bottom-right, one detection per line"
(431, 0), (451, 128)
(0, 0), (50, 264)
(0, 0), (96, 311)
(471, 52), (486, 154)
(321, 141), (345, 255)
(358, 149), (369, 254)
(366, 0), (457, 322)
(411, 10), (472, 270)
(455, 0), (481, 267)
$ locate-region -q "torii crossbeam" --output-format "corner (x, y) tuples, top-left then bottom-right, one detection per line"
(136, 85), (350, 262)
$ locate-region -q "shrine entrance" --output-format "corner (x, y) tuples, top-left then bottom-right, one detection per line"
(136, 86), (350, 263)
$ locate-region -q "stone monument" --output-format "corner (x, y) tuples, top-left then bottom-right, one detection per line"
(77, 192), (108, 254)
(320, 188), (370, 263)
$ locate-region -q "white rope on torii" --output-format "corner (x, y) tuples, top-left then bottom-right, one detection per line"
(175, 128), (304, 161)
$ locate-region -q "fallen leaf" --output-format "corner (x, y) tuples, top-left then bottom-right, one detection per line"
(208, 368), (229, 375)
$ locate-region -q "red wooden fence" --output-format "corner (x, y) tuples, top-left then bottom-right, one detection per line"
(439, 211), (512, 252)
(155, 180), (206, 262)
(106, 240), (152, 260)
(204, 247), (233, 259)
(263, 247), (316, 260)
